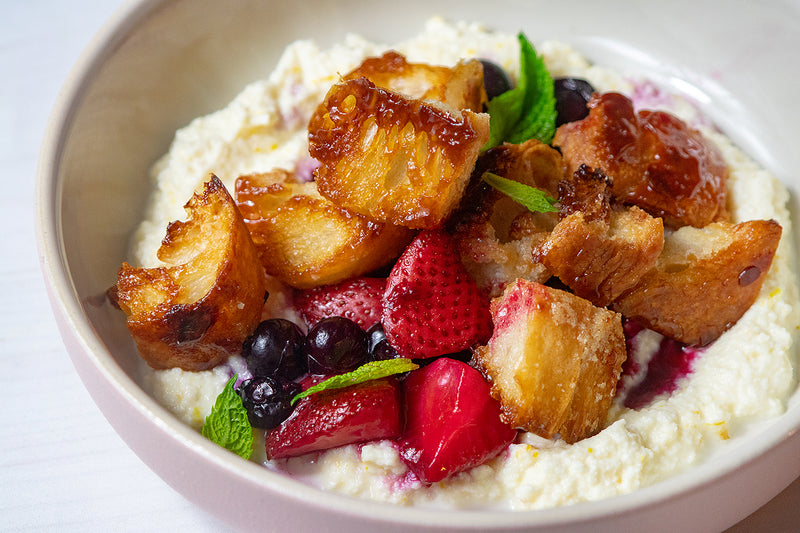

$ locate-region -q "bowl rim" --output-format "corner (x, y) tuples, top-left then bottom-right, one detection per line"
(35, 0), (800, 529)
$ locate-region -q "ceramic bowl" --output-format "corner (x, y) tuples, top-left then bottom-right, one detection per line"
(37, 0), (800, 531)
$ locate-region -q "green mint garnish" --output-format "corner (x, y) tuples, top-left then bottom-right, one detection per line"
(292, 358), (419, 405)
(482, 172), (558, 213)
(201, 375), (253, 460)
(484, 32), (557, 149)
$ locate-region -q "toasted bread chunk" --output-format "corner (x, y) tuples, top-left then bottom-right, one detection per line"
(451, 189), (555, 298)
(309, 77), (490, 229)
(479, 139), (566, 197)
(534, 165), (664, 306)
(553, 93), (729, 228)
(235, 171), (414, 289)
(612, 219), (782, 345)
(342, 51), (486, 113)
(113, 175), (266, 371)
(449, 140), (564, 297)
(474, 279), (626, 443)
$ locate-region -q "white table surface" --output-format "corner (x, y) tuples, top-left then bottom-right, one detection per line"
(1, 1), (799, 531)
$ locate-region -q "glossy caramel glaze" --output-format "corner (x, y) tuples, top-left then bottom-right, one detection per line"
(342, 51), (486, 113)
(554, 93), (729, 229)
(309, 77), (489, 229)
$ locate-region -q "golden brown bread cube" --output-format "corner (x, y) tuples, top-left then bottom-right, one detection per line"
(342, 51), (486, 113)
(449, 140), (565, 297)
(479, 139), (566, 197)
(534, 165), (665, 306)
(473, 279), (626, 443)
(308, 77), (490, 229)
(235, 170), (414, 289)
(451, 190), (555, 298)
(612, 219), (782, 345)
(113, 175), (266, 371)
(553, 92), (729, 229)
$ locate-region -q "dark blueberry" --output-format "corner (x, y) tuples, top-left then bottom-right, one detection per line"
(479, 59), (513, 100)
(366, 322), (401, 362)
(554, 77), (595, 126)
(242, 319), (307, 381)
(306, 317), (369, 375)
(238, 377), (296, 429)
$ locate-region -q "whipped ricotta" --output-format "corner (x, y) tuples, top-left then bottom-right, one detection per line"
(134, 18), (799, 510)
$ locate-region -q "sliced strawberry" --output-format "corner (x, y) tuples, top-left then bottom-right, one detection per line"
(294, 277), (386, 330)
(381, 230), (492, 359)
(399, 358), (517, 483)
(265, 377), (402, 459)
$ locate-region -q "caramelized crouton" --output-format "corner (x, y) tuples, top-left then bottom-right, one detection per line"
(553, 92), (729, 229)
(480, 139), (566, 197)
(534, 165), (665, 306)
(309, 77), (490, 229)
(451, 190), (555, 298)
(449, 140), (565, 297)
(473, 279), (626, 443)
(342, 51), (486, 113)
(235, 171), (414, 289)
(113, 176), (266, 371)
(612, 219), (782, 345)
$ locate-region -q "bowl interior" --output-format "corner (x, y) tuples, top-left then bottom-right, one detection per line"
(40, 0), (800, 530)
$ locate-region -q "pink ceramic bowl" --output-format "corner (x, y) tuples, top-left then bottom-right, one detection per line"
(37, 0), (800, 531)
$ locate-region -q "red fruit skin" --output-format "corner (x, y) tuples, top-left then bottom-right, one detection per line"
(266, 377), (402, 459)
(295, 277), (386, 330)
(382, 230), (492, 358)
(399, 358), (517, 483)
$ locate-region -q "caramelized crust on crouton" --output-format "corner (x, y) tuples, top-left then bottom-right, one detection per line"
(474, 280), (626, 443)
(534, 165), (665, 306)
(553, 93), (729, 229)
(309, 77), (490, 229)
(113, 175), (266, 371)
(557, 164), (614, 221)
(451, 190), (555, 297)
(479, 139), (566, 197)
(449, 140), (565, 297)
(612, 219), (782, 345)
(235, 171), (414, 289)
(342, 51), (487, 113)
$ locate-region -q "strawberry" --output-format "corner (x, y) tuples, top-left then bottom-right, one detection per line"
(398, 358), (517, 483)
(294, 277), (386, 330)
(265, 377), (402, 459)
(381, 230), (492, 359)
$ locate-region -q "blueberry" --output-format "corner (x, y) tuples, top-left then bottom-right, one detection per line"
(242, 319), (307, 381)
(366, 323), (400, 362)
(306, 317), (369, 375)
(554, 77), (595, 126)
(479, 59), (513, 100)
(238, 377), (296, 429)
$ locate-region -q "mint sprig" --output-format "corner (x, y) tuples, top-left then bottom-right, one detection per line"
(201, 375), (253, 460)
(484, 33), (557, 149)
(482, 172), (558, 214)
(292, 358), (419, 405)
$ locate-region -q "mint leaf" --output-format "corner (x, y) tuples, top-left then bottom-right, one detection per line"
(482, 172), (558, 213)
(292, 358), (419, 405)
(201, 376), (253, 459)
(484, 33), (557, 149)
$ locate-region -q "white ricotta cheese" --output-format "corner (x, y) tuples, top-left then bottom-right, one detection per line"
(134, 17), (799, 510)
